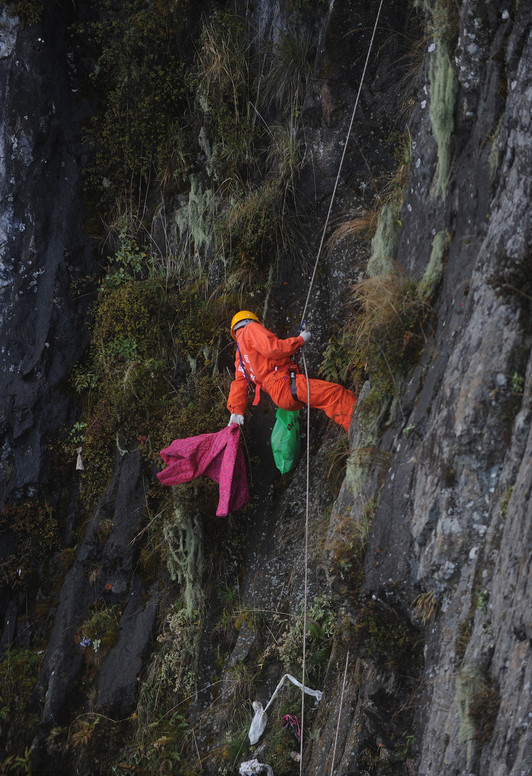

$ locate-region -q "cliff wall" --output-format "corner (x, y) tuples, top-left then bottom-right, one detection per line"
(0, 3), (97, 506)
(0, 0), (530, 774)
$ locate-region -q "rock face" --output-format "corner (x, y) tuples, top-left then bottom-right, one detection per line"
(212, 1), (532, 775)
(305, 1), (532, 774)
(0, 4), (97, 505)
(0, 0), (530, 774)
(35, 449), (155, 725)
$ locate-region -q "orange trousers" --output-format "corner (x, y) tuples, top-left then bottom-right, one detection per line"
(264, 372), (356, 432)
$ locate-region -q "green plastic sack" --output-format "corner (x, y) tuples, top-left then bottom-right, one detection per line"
(271, 408), (300, 474)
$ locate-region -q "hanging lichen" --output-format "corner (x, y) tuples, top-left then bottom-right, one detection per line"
(367, 202), (401, 277)
(425, 0), (459, 199)
(429, 39), (458, 198)
(418, 229), (448, 299)
(163, 486), (205, 618)
(174, 176), (221, 274)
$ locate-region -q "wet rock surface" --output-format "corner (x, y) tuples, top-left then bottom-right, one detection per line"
(0, 4), (98, 505)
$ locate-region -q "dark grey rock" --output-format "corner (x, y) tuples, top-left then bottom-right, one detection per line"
(97, 576), (159, 716)
(0, 5), (98, 505)
(35, 449), (151, 726)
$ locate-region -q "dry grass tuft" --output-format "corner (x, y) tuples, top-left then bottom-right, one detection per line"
(412, 590), (440, 625)
(321, 263), (433, 402)
(327, 209), (380, 253)
(348, 266), (429, 357)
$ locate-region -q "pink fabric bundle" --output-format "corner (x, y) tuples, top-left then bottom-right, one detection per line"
(156, 424), (249, 516)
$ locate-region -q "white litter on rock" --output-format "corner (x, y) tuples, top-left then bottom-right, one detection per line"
(239, 759), (274, 776)
(248, 673), (322, 745)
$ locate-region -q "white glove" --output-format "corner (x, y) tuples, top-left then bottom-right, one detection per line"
(300, 330), (311, 344)
(228, 414), (244, 426)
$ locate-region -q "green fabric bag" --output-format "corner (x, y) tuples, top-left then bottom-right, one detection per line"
(271, 408), (301, 474)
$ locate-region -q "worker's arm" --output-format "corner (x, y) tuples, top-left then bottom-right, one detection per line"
(227, 371), (249, 416)
(242, 322), (304, 359)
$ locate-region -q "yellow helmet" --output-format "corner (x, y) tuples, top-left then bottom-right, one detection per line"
(230, 310), (260, 339)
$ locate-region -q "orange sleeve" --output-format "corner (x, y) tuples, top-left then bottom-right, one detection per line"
(227, 367), (250, 415)
(242, 322), (303, 358)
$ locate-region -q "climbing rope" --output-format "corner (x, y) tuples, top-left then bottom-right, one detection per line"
(299, 362), (311, 770)
(298, 2), (384, 771)
(300, 0), (385, 329)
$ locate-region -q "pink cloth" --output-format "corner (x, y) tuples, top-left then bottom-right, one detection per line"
(156, 424), (249, 517)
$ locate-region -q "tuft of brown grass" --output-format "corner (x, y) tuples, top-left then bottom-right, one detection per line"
(320, 263), (433, 402)
(327, 209), (380, 253)
(261, 28), (313, 111)
(347, 264), (431, 360)
(412, 590), (440, 625)
(195, 16), (247, 108)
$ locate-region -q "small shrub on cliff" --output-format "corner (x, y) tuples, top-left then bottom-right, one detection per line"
(353, 598), (422, 674)
(102, 233), (147, 288)
(67, 715), (101, 751)
(320, 265), (431, 413)
(264, 592), (336, 684)
(219, 181), (288, 271)
(3, 0), (42, 26)
(0, 501), (57, 590)
(155, 605), (201, 698)
(73, 275), (229, 515)
(86, 278), (222, 419)
(0, 648), (43, 756)
(79, 0), (193, 220)
(76, 605), (120, 668)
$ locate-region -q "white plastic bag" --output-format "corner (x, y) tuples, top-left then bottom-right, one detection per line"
(248, 673), (322, 744)
(239, 759), (274, 776)
(248, 700), (268, 746)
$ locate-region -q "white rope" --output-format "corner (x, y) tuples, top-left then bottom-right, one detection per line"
(297, 3), (385, 770)
(329, 650), (350, 775)
(299, 352), (311, 775)
(300, 0), (385, 328)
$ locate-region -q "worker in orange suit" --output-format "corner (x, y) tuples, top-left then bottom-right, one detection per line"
(227, 311), (357, 432)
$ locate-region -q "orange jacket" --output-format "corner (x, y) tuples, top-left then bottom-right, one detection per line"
(227, 321), (304, 415)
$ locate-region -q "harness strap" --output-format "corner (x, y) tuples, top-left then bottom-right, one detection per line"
(236, 341), (261, 405)
(289, 369), (298, 402)
(274, 362), (300, 402)
(236, 342), (253, 392)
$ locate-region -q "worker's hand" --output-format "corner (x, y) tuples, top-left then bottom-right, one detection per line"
(300, 330), (311, 344)
(228, 414), (244, 426)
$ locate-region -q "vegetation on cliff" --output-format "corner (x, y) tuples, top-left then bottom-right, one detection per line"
(6, 0), (528, 775)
